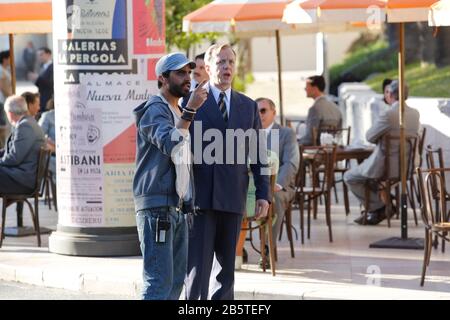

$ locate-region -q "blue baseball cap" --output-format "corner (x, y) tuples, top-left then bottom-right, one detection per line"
(155, 52), (196, 76)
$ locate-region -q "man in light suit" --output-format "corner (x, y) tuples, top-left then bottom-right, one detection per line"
(299, 75), (342, 146)
(256, 97), (299, 252)
(344, 80), (420, 225)
(184, 43), (270, 300)
(0, 95), (45, 194)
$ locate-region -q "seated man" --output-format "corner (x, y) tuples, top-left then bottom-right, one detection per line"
(344, 80), (420, 225)
(0, 95), (45, 195)
(299, 75), (342, 146)
(236, 97), (299, 268)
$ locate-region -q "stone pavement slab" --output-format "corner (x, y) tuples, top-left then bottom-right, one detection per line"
(1, 196), (450, 300)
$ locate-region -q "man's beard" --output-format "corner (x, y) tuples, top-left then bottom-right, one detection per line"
(168, 81), (190, 98)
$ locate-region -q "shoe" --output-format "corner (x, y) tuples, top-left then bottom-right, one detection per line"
(258, 245), (270, 269)
(366, 207), (386, 225)
(242, 247), (248, 264)
(258, 256), (270, 269)
(354, 214), (368, 225)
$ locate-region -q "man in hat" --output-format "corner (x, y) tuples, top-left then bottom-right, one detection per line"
(133, 52), (207, 300)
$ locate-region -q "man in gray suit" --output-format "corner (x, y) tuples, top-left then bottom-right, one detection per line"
(344, 80), (420, 225)
(256, 98), (299, 254)
(0, 95), (45, 194)
(299, 75), (342, 146)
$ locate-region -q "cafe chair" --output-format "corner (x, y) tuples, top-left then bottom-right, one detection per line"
(279, 165), (302, 255)
(416, 167), (450, 286)
(43, 170), (57, 212)
(297, 145), (337, 243)
(0, 147), (51, 248)
(401, 127), (427, 222)
(242, 173), (277, 276)
(362, 134), (418, 227)
(319, 126), (352, 215)
(425, 145), (450, 253)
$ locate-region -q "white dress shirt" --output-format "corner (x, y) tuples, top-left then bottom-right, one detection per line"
(158, 94), (192, 201)
(209, 82), (231, 117)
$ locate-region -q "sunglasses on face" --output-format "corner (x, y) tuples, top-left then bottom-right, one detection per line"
(258, 108), (268, 114)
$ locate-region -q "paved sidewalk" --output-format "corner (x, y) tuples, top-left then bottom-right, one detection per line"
(1, 194), (450, 300)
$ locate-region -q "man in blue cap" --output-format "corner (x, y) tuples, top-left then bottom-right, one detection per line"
(133, 52), (207, 300)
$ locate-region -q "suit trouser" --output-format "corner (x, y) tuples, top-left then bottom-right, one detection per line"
(343, 165), (384, 212)
(0, 168), (33, 194)
(0, 126), (8, 150)
(185, 210), (242, 300)
(272, 188), (295, 243)
(0, 168), (33, 218)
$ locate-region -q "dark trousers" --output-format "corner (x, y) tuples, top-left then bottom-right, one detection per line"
(0, 168), (32, 194)
(185, 210), (242, 300)
(0, 168), (33, 221)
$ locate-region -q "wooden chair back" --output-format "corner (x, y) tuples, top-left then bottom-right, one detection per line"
(417, 167), (450, 229)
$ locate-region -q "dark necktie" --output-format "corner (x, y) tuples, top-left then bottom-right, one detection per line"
(218, 91), (228, 123)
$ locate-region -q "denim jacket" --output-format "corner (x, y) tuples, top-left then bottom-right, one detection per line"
(133, 95), (192, 212)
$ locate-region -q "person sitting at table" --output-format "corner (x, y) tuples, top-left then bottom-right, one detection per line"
(344, 80), (420, 225)
(382, 78), (393, 105)
(38, 98), (56, 184)
(0, 95), (45, 195)
(236, 97), (299, 269)
(298, 75), (342, 146)
(21, 92), (40, 119)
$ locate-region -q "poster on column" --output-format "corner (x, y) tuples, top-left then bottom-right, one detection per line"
(53, 0), (165, 227)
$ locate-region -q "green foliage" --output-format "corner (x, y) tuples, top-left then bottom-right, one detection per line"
(231, 72), (255, 92)
(365, 63), (450, 98)
(329, 40), (396, 85)
(346, 32), (381, 54)
(165, 0), (218, 52)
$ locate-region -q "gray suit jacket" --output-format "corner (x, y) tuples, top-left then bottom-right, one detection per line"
(299, 96), (342, 146)
(0, 115), (45, 189)
(359, 102), (421, 179)
(268, 123), (299, 190)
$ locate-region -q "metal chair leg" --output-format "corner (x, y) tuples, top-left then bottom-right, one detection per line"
(364, 184), (370, 225)
(259, 226), (266, 273)
(267, 215), (276, 276)
(420, 230), (431, 286)
(285, 206), (295, 257)
(299, 194), (304, 245)
(34, 197), (41, 247)
(408, 179), (418, 226)
(0, 197), (7, 248)
(325, 193), (333, 242)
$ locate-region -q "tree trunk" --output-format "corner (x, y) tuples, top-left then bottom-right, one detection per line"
(236, 38), (252, 79)
(418, 22), (435, 65)
(436, 26), (450, 67)
(385, 22), (398, 49)
(386, 22), (422, 64)
(404, 22), (421, 64)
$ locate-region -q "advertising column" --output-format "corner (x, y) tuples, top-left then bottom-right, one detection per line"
(49, 0), (165, 256)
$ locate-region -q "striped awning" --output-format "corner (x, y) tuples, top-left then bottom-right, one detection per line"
(0, 0), (52, 34)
